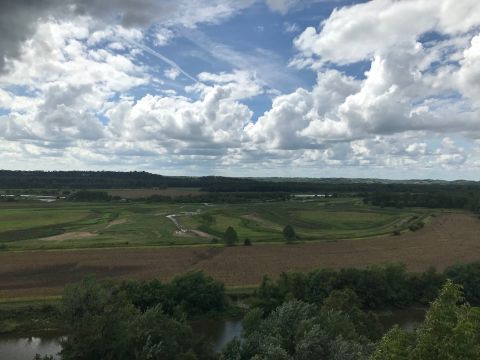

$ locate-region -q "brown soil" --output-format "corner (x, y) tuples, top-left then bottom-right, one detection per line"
(1, 212), (479, 298)
(39, 232), (97, 242)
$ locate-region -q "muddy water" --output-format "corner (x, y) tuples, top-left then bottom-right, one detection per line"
(0, 335), (62, 360)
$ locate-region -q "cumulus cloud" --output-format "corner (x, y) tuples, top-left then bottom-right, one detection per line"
(293, 0), (480, 66)
(0, 0), (254, 73)
(1, 0), (480, 177)
(0, 17), (146, 144)
(457, 35), (480, 107)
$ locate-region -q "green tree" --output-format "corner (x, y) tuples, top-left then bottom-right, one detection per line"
(223, 226), (238, 246)
(61, 277), (138, 360)
(369, 326), (413, 360)
(412, 280), (480, 360)
(132, 305), (215, 360)
(167, 271), (226, 316)
(370, 280), (480, 360)
(283, 225), (296, 243)
(222, 300), (372, 360)
(61, 277), (217, 360)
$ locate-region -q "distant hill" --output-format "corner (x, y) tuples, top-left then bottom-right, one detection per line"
(0, 170), (479, 193)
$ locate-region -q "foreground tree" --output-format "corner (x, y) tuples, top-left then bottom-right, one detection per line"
(283, 225), (296, 243)
(221, 300), (373, 360)
(370, 280), (480, 360)
(223, 226), (238, 246)
(60, 277), (216, 360)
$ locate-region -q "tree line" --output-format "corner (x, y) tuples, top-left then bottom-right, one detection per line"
(363, 191), (480, 212)
(253, 262), (480, 312)
(32, 261), (480, 360)
(2, 170), (480, 196)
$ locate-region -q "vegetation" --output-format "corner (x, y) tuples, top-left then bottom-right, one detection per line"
(221, 300), (374, 360)
(1, 171), (480, 358)
(364, 191), (480, 212)
(370, 280), (480, 360)
(61, 276), (217, 360)
(283, 224), (296, 243)
(251, 263), (472, 312)
(22, 263), (480, 360)
(0, 197), (430, 251)
(2, 170), (480, 198)
(0, 298), (62, 335)
(223, 226), (238, 246)
(119, 272), (226, 317)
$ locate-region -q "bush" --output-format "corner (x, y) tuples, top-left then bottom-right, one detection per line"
(244, 238), (252, 246)
(408, 222), (424, 232)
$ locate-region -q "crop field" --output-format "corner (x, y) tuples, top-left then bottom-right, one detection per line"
(0, 198), (428, 251)
(0, 212), (478, 298)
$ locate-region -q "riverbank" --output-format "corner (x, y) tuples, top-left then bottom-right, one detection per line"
(0, 287), (252, 336)
(0, 298), (63, 336)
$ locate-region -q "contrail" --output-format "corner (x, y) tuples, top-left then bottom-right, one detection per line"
(121, 37), (199, 84)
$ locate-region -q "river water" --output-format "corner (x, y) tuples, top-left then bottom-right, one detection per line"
(0, 309), (425, 359)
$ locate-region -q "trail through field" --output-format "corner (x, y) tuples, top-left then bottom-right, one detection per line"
(40, 231), (97, 242)
(105, 218), (128, 229)
(166, 209), (208, 237)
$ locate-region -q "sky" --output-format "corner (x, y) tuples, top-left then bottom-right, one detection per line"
(0, 0), (479, 180)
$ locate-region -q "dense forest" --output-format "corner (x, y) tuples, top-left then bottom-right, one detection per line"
(1, 170), (480, 195)
(32, 262), (480, 360)
(363, 191), (480, 212)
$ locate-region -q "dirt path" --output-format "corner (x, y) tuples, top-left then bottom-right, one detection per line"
(105, 218), (128, 229)
(1, 212), (479, 298)
(40, 231), (97, 242)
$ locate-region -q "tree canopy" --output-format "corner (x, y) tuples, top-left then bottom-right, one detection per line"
(223, 226), (238, 246)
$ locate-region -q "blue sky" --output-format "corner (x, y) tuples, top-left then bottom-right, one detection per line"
(0, 0), (479, 179)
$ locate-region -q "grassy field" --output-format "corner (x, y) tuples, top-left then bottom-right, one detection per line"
(0, 197), (429, 251)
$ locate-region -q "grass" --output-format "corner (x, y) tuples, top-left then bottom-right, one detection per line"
(0, 297), (63, 335)
(0, 197), (429, 251)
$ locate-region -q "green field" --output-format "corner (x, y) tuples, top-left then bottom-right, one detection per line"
(0, 197), (429, 251)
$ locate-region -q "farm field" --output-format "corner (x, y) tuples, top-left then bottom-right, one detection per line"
(0, 197), (429, 251)
(0, 212), (478, 298)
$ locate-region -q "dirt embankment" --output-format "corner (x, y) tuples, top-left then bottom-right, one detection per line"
(0, 212), (479, 298)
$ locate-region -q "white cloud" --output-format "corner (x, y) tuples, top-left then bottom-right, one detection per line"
(293, 0), (480, 66)
(104, 70), (261, 155)
(0, 18), (147, 144)
(155, 28), (175, 46)
(457, 35), (480, 107)
(164, 67), (181, 80)
(1, 0), (480, 178)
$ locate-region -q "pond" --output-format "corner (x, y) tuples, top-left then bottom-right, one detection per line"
(0, 308), (426, 359)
